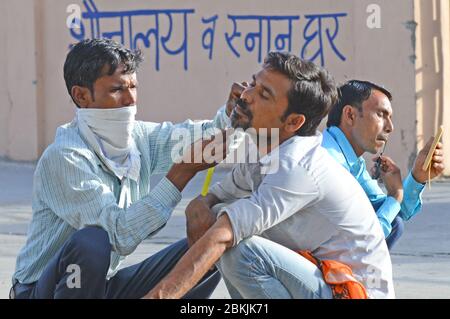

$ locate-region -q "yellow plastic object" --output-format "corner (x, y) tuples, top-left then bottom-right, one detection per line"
(201, 167), (215, 196)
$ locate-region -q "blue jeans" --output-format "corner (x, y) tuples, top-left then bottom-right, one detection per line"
(11, 226), (221, 299)
(216, 236), (333, 299)
(386, 216), (405, 250)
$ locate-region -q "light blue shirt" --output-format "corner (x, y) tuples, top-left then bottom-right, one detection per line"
(13, 106), (230, 284)
(322, 126), (424, 237)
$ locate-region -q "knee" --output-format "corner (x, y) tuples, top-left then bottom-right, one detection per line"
(392, 216), (405, 237)
(68, 226), (110, 250)
(173, 238), (189, 253)
(64, 226), (111, 268)
(386, 217), (405, 250)
(395, 217), (405, 235)
(219, 237), (264, 278)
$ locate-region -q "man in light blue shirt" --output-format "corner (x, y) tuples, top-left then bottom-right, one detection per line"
(10, 39), (233, 299)
(322, 80), (445, 249)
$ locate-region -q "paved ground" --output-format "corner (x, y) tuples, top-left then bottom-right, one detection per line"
(0, 159), (449, 298)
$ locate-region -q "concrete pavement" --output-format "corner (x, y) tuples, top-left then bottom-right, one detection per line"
(0, 159), (449, 298)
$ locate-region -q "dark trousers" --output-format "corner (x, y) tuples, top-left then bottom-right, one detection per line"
(11, 226), (220, 299)
(386, 216), (405, 250)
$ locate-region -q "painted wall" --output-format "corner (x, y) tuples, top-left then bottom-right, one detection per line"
(0, 0), (39, 161)
(415, 0), (450, 175)
(0, 0), (448, 176)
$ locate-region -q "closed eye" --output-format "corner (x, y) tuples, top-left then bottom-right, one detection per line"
(260, 90), (270, 99)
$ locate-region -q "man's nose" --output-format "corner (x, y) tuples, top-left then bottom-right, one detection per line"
(385, 117), (394, 133)
(122, 88), (137, 106)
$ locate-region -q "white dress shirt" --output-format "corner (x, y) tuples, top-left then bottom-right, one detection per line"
(209, 133), (395, 299)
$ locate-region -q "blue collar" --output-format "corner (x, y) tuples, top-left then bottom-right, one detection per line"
(326, 126), (364, 170)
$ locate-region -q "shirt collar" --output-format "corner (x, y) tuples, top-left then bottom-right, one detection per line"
(259, 133), (322, 167)
(326, 126), (363, 169)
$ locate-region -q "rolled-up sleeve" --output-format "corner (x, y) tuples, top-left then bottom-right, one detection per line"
(209, 163), (253, 202)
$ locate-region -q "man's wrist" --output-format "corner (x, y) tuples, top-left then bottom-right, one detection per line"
(388, 190), (404, 203)
(403, 171), (425, 198)
(166, 164), (196, 192)
(411, 169), (426, 185)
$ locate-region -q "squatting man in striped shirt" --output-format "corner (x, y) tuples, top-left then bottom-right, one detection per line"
(10, 38), (234, 299)
(144, 52), (395, 299)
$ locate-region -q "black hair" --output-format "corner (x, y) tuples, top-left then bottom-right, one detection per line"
(263, 52), (338, 136)
(326, 80), (393, 127)
(63, 38), (143, 107)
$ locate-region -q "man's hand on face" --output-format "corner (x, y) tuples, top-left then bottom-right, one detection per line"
(372, 155), (404, 203)
(412, 138), (445, 184)
(167, 129), (232, 192)
(225, 82), (249, 116)
(180, 130), (229, 171)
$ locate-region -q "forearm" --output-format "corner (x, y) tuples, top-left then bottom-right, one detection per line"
(144, 215), (234, 299)
(95, 177), (181, 256)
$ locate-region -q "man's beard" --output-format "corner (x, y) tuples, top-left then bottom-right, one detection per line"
(230, 98), (253, 130)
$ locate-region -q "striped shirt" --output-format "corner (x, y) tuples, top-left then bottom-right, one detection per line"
(13, 106), (230, 284)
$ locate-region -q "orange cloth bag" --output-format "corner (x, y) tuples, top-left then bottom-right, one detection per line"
(298, 250), (368, 299)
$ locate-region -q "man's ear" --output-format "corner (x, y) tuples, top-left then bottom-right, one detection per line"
(71, 86), (93, 108)
(342, 105), (357, 126)
(284, 113), (306, 134)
